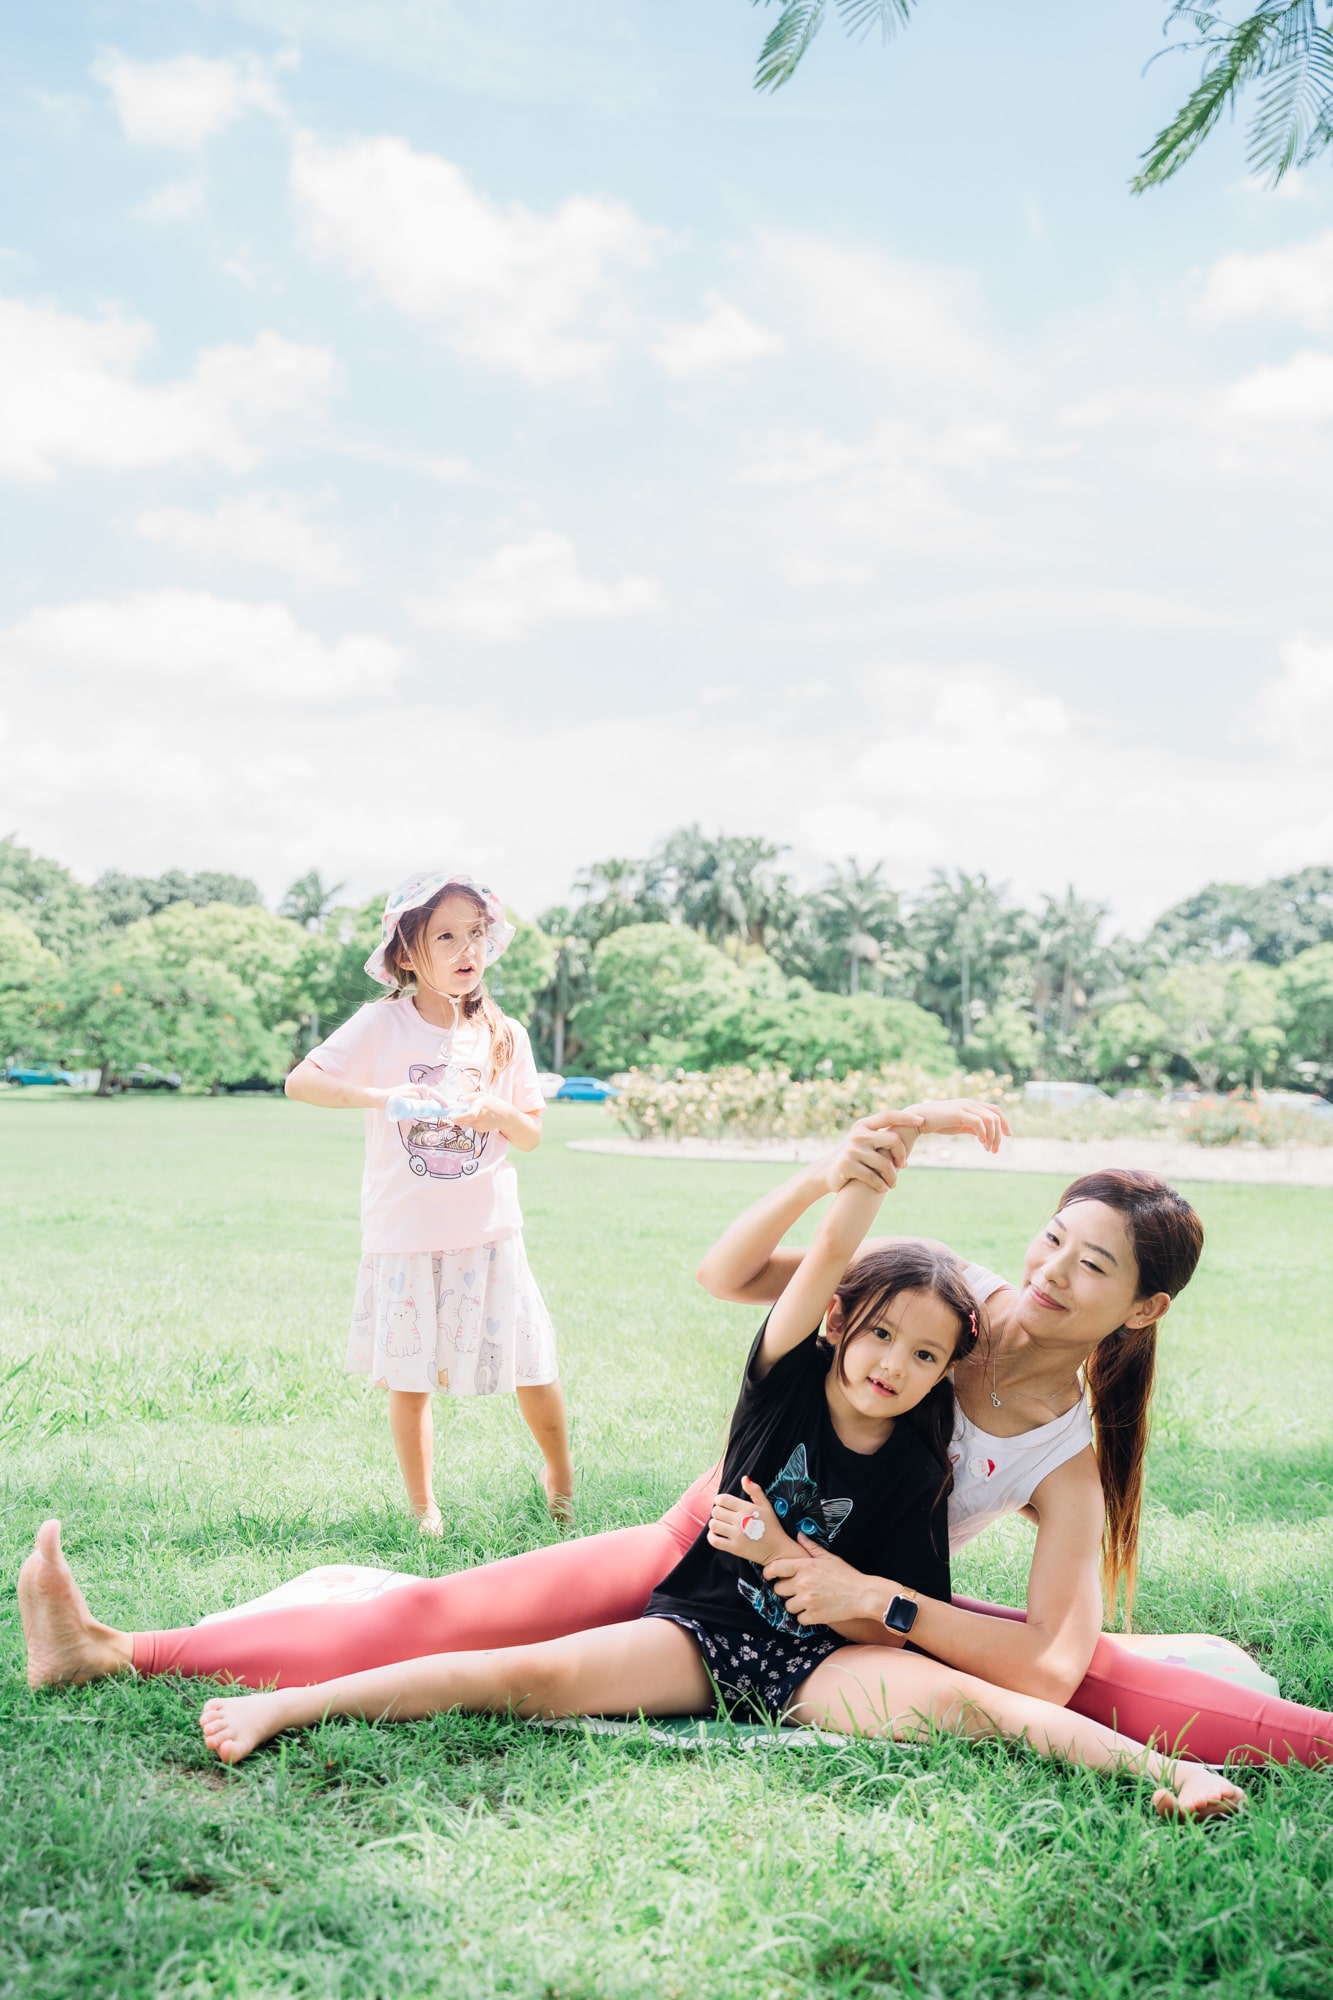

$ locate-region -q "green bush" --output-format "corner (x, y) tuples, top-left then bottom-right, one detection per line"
(687, 984), (955, 1078)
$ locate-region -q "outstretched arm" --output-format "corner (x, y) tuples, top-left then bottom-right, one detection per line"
(695, 1101), (1010, 1307)
(694, 1113), (923, 1306)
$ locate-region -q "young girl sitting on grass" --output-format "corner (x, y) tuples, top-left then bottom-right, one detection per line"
(284, 870), (572, 1531)
(196, 1173), (1243, 1819)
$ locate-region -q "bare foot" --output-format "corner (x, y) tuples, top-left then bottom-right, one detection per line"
(417, 1506), (444, 1538)
(200, 1690), (295, 1764)
(1153, 1765), (1246, 1821)
(541, 1464), (575, 1529)
(18, 1520), (133, 1689)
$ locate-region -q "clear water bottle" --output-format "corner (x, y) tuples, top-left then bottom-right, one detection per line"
(385, 1093), (472, 1123)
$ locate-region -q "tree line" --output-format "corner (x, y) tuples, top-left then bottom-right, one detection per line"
(2, 833), (1331, 1096)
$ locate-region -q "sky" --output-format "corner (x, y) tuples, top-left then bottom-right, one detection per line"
(3, 0), (1332, 934)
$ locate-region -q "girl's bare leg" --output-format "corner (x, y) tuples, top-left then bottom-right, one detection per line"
(199, 1618), (711, 1764)
(516, 1380), (575, 1523)
(788, 1647), (1246, 1821)
(388, 1390), (442, 1533)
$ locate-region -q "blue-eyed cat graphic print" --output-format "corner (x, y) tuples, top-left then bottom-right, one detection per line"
(737, 1443), (853, 1636)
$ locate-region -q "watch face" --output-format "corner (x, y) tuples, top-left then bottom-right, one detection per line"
(883, 1595), (919, 1635)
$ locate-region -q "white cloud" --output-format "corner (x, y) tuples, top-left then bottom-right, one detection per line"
(92, 50), (287, 148)
(764, 233), (1007, 393)
(290, 132), (653, 382)
(0, 591), (400, 699)
(1226, 348), (1333, 421)
(0, 297), (336, 481)
(412, 531), (662, 640)
(650, 294), (782, 378)
(1248, 638), (1333, 758)
(132, 179), (206, 225)
(1199, 231), (1333, 329)
(135, 493), (356, 586)
(8, 656), (1331, 932)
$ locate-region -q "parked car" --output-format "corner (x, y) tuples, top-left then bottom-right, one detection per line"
(554, 1075), (618, 1103)
(1260, 1090), (1333, 1120)
(1022, 1081), (1106, 1107)
(4, 1063), (79, 1087)
(115, 1065), (182, 1092)
(213, 1076), (284, 1094)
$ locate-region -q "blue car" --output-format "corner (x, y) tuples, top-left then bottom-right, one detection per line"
(5, 1064), (79, 1087)
(554, 1076), (618, 1103)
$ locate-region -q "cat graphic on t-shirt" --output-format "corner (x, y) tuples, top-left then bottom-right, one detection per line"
(737, 1443), (852, 1637)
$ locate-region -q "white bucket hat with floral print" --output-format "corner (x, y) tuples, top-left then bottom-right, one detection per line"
(364, 870), (515, 986)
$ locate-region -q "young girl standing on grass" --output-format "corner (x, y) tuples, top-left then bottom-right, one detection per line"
(194, 1172), (1242, 1819)
(284, 870), (573, 1532)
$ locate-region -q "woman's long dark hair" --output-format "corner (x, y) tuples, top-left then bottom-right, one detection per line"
(1059, 1170), (1204, 1621)
(827, 1243), (980, 1511)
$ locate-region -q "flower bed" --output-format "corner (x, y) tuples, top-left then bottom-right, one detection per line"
(606, 1069), (1333, 1148)
(607, 1064), (1009, 1143)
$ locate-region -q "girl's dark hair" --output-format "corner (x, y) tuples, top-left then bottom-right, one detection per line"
(826, 1242), (980, 1511)
(381, 885), (515, 1080)
(1058, 1170), (1204, 1621)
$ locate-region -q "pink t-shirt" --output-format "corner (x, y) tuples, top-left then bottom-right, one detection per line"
(308, 999), (545, 1254)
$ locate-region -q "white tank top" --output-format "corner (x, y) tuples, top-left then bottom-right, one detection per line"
(946, 1261), (1095, 1555)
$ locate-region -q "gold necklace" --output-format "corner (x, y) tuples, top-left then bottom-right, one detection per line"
(987, 1340), (1080, 1415)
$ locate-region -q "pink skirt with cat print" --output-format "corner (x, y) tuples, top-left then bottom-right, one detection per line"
(346, 1236), (558, 1396)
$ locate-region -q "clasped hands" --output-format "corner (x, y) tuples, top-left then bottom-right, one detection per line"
(708, 1477), (897, 1634)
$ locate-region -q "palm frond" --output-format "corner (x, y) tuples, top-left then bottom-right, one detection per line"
(834, 0), (916, 41)
(1134, 1), (1333, 191)
(751, 0), (917, 92)
(1248, 21), (1333, 174)
(753, 1), (829, 92)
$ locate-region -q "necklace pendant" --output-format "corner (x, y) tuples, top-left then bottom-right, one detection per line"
(990, 1391), (1003, 1408)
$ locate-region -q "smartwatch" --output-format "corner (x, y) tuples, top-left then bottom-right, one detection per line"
(882, 1593), (919, 1637)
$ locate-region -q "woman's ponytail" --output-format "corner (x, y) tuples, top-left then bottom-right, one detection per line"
(1084, 1321), (1157, 1621)
(1058, 1169), (1204, 1627)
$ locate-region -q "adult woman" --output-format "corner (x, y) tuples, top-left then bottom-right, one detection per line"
(21, 1103), (1333, 1766)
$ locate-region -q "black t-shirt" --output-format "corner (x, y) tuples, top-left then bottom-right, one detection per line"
(646, 1322), (952, 1641)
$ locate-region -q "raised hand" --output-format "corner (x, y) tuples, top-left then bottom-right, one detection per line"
(815, 1111), (926, 1196)
(707, 1477), (794, 1566)
(909, 1098), (1010, 1154)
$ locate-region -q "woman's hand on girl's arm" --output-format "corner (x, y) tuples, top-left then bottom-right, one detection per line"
(707, 1479), (795, 1567)
(762, 1539), (907, 1642)
(846, 1455), (1106, 1701)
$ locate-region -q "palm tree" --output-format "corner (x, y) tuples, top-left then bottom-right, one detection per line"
(279, 871), (348, 933)
(907, 871), (1023, 1042)
(572, 856), (671, 942)
(654, 828), (791, 949)
(1031, 887), (1110, 1047)
(815, 860), (902, 995)
(750, 0), (1332, 193)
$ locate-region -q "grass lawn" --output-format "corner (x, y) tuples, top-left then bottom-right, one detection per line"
(2, 1093), (1331, 1999)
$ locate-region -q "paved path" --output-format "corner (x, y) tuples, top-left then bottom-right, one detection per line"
(567, 1132), (1333, 1188)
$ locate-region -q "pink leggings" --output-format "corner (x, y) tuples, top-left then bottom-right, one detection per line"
(134, 1468), (1332, 1767)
